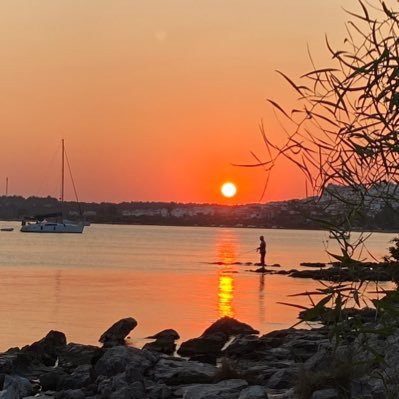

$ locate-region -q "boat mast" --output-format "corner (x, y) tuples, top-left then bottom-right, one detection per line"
(61, 139), (65, 203)
(5, 177), (8, 196)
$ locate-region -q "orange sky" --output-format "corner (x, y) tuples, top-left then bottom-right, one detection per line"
(0, 1), (360, 204)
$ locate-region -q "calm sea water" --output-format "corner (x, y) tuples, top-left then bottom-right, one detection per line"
(0, 223), (395, 351)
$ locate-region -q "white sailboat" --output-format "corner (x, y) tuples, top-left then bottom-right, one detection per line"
(20, 140), (84, 233)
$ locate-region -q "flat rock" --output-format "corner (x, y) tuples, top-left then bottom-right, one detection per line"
(94, 346), (158, 378)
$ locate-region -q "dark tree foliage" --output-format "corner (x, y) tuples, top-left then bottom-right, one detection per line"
(248, 1), (399, 346)
(248, 0), (399, 239)
(388, 236), (399, 261)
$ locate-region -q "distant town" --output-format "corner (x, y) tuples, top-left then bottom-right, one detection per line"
(1, 184), (399, 231)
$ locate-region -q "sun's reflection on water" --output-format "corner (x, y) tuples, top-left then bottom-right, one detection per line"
(215, 230), (238, 318)
(218, 274), (235, 317)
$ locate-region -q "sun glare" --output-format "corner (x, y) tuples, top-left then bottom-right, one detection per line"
(221, 182), (237, 198)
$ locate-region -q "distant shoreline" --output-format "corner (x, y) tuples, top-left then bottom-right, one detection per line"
(1, 194), (398, 232)
(4, 218), (399, 236)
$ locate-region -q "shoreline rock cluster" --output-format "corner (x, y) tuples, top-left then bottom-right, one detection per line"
(1, 315), (399, 398)
(251, 261), (399, 283)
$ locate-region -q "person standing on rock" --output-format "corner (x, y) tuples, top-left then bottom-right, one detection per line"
(256, 235), (266, 268)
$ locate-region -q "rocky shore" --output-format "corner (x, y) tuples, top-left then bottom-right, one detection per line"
(1, 314), (399, 399)
(250, 261), (399, 283)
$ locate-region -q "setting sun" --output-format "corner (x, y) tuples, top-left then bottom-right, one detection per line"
(221, 182), (237, 198)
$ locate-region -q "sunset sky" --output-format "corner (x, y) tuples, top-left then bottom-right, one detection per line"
(0, 0), (360, 204)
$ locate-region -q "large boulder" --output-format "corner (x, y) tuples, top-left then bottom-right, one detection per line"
(21, 330), (67, 367)
(39, 369), (69, 391)
(58, 343), (100, 369)
(202, 317), (259, 337)
(177, 332), (228, 358)
(0, 375), (33, 399)
(93, 346), (158, 378)
(99, 318), (137, 347)
(223, 335), (265, 359)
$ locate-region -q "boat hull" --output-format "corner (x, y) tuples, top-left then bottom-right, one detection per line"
(20, 222), (84, 233)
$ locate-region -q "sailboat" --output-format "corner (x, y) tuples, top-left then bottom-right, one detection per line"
(20, 140), (84, 233)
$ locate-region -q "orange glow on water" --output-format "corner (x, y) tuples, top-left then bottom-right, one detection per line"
(215, 229), (238, 318)
(218, 273), (235, 318)
(215, 229), (239, 265)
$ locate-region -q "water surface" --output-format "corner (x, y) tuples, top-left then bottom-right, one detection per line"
(0, 223), (394, 351)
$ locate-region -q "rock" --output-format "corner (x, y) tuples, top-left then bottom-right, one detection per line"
(40, 369), (68, 391)
(0, 359), (13, 375)
(94, 346), (158, 378)
(223, 335), (264, 358)
(108, 386), (131, 399)
(54, 389), (85, 399)
(107, 381), (146, 399)
(300, 262), (327, 268)
(238, 385), (269, 399)
(58, 343), (100, 369)
(22, 331), (67, 367)
(143, 329), (180, 356)
(245, 365), (280, 386)
(176, 379), (248, 399)
(304, 347), (332, 372)
(99, 317), (138, 347)
(146, 329), (180, 340)
(0, 374), (33, 399)
(125, 364), (145, 384)
(61, 364), (92, 390)
(187, 354), (218, 365)
(177, 332), (228, 358)
(96, 376), (112, 397)
(128, 381), (146, 398)
(266, 367), (299, 390)
(310, 388), (339, 399)
(28, 331), (67, 351)
(152, 358), (218, 385)
(147, 383), (172, 399)
(288, 338), (322, 362)
(202, 317), (259, 337)
(143, 339), (176, 356)
(260, 329), (292, 348)
(0, 350), (46, 378)
(350, 378), (374, 398)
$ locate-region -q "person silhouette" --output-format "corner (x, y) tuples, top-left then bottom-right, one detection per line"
(256, 235), (266, 268)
